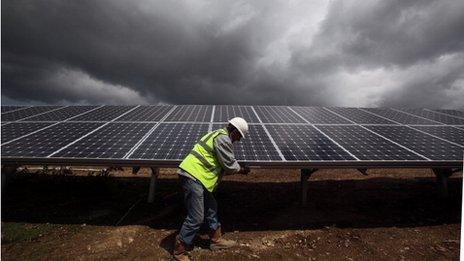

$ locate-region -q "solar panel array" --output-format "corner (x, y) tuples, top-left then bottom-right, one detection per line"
(1, 105), (463, 167)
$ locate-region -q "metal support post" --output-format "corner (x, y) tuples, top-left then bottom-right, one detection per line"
(432, 168), (453, 198)
(1, 165), (19, 192)
(147, 167), (159, 203)
(301, 168), (317, 206)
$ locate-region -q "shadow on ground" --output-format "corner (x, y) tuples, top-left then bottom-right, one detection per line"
(2, 171), (462, 234)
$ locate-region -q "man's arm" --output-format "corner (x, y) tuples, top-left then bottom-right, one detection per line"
(214, 135), (244, 175)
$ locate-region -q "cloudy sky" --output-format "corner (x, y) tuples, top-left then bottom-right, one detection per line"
(2, 0), (464, 109)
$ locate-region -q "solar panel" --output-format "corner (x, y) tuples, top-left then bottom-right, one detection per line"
(52, 123), (155, 159)
(213, 105), (259, 123)
(2, 122), (54, 143)
(397, 108), (464, 125)
(164, 105), (212, 122)
(363, 108), (441, 125)
(327, 107), (397, 124)
(1, 106), (63, 121)
(1, 122), (102, 157)
(213, 124), (282, 161)
(291, 107), (351, 124)
(254, 106), (305, 123)
(317, 125), (424, 160)
(129, 123), (210, 160)
(411, 126), (464, 146)
(1, 106), (26, 113)
(364, 125), (463, 161)
(266, 125), (355, 161)
(24, 106), (98, 121)
(116, 105), (173, 122)
(433, 109), (464, 118)
(1, 105), (463, 167)
(71, 106), (135, 121)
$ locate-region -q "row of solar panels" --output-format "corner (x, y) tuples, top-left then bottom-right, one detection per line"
(1, 105), (463, 167)
(2, 105), (464, 125)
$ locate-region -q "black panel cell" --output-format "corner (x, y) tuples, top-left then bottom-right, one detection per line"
(165, 105), (213, 122)
(318, 125), (424, 160)
(1, 106), (26, 113)
(327, 107), (397, 124)
(71, 106), (135, 121)
(292, 107), (351, 124)
(433, 109), (464, 118)
(53, 123), (155, 159)
(24, 106), (98, 121)
(266, 125), (355, 161)
(213, 124), (281, 161)
(116, 106), (173, 121)
(398, 109), (464, 125)
(129, 123), (210, 160)
(254, 106), (305, 123)
(364, 108), (441, 125)
(2, 122), (54, 143)
(365, 125), (463, 161)
(1, 122), (102, 157)
(213, 105), (259, 123)
(2, 106), (63, 121)
(412, 126), (464, 146)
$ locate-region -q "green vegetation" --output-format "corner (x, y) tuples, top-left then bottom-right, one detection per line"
(1, 222), (54, 243)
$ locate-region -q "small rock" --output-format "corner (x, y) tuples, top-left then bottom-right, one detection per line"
(117, 240), (123, 247)
(128, 237), (134, 244)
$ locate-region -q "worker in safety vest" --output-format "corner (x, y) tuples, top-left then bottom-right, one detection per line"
(173, 117), (250, 261)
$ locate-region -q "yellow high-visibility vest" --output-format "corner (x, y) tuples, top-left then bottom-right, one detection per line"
(179, 128), (228, 192)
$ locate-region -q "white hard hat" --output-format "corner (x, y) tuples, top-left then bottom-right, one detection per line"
(228, 117), (249, 138)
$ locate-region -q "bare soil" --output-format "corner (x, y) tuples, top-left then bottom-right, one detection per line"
(1, 167), (462, 260)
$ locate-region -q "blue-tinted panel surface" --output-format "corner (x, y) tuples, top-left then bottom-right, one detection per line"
(165, 105), (213, 122)
(2, 106), (62, 121)
(129, 123), (210, 160)
(365, 125), (463, 161)
(412, 126), (464, 146)
(433, 109), (464, 118)
(254, 106), (305, 123)
(213, 105), (259, 123)
(318, 125), (424, 160)
(71, 106), (134, 121)
(116, 106), (173, 121)
(1, 106), (26, 113)
(364, 108), (440, 125)
(291, 107), (351, 124)
(1, 122), (102, 157)
(2, 122), (54, 143)
(398, 109), (464, 125)
(213, 124), (281, 161)
(327, 107), (396, 124)
(266, 125), (355, 161)
(24, 106), (97, 121)
(53, 123), (154, 159)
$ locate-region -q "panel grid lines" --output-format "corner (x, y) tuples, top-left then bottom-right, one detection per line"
(251, 106), (286, 161)
(289, 107), (360, 161)
(324, 107), (430, 160)
(123, 105), (178, 159)
(47, 106), (140, 157)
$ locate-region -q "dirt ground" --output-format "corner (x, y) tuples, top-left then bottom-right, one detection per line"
(1, 167), (462, 260)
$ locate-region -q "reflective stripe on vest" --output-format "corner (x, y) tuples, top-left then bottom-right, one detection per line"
(179, 128), (228, 192)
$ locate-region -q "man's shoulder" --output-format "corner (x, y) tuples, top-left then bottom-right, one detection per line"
(214, 132), (232, 145)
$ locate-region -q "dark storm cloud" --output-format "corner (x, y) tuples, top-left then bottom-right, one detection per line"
(2, 0), (464, 108)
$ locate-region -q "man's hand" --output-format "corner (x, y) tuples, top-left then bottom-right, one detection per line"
(238, 165), (250, 175)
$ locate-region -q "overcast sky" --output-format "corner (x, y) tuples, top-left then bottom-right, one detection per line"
(2, 0), (464, 109)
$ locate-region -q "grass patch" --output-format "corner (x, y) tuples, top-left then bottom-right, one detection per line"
(1, 222), (55, 243)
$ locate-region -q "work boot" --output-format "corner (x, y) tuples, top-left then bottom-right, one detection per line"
(209, 226), (237, 251)
(173, 236), (191, 261)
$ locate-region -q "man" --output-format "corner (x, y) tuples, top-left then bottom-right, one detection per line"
(173, 117), (250, 261)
